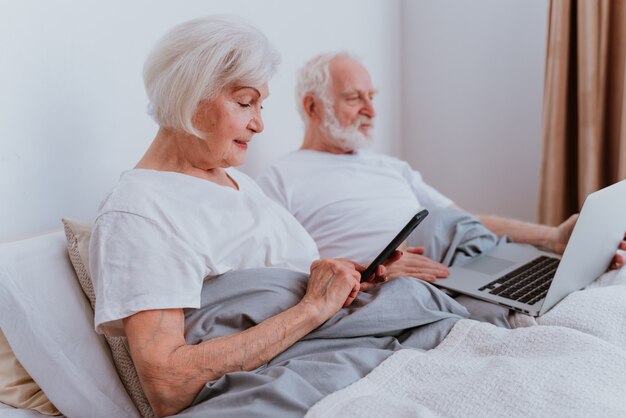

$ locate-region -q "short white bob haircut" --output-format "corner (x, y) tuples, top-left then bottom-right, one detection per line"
(295, 51), (362, 123)
(144, 15), (280, 138)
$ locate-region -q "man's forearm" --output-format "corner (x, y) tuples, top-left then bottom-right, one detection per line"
(449, 205), (558, 250)
(477, 214), (555, 249)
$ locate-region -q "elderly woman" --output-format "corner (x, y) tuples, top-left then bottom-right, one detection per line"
(89, 16), (363, 416)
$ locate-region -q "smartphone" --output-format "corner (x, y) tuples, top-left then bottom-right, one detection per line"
(360, 209), (429, 282)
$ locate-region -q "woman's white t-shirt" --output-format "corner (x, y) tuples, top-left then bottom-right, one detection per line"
(89, 168), (319, 336)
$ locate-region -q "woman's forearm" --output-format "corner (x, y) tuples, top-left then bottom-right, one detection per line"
(124, 258), (360, 417)
(124, 301), (323, 417)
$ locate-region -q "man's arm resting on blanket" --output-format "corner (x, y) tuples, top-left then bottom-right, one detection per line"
(124, 258), (362, 417)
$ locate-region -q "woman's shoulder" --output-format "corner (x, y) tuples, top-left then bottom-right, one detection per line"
(96, 170), (175, 217)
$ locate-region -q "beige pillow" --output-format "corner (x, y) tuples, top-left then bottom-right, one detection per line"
(0, 328), (60, 415)
(62, 219), (155, 418)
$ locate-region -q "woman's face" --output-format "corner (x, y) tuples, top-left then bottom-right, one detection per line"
(193, 83), (269, 168)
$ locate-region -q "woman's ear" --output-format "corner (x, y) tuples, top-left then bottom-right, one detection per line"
(191, 100), (209, 127)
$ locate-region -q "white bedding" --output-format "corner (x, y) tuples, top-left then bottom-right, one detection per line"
(307, 266), (626, 418)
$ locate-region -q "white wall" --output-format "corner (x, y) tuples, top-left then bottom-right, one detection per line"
(401, 0), (547, 222)
(0, 0), (547, 241)
(0, 0), (402, 240)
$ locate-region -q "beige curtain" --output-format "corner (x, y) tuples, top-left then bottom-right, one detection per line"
(539, 0), (626, 225)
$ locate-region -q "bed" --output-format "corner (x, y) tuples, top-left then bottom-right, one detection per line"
(1, 223), (625, 417)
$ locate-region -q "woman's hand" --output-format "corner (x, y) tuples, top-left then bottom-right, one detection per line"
(302, 258), (362, 321)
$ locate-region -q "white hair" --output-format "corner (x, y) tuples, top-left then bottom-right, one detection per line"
(295, 51), (362, 123)
(323, 108), (371, 151)
(143, 15), (280, 138)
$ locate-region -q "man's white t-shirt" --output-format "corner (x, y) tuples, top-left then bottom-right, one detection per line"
(89, 168), (319, 336)
(257, 150), (453, 265)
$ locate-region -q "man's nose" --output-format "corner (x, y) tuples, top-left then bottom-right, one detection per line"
(361, 97), (376, 118)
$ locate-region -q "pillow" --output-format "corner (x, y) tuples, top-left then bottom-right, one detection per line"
(62, 219), (154, 418)
(0, 230), (140, 417)
(0, 329), (59, 415)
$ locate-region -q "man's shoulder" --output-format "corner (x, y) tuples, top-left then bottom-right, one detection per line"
(357, 149), (413, 169)
(268, 150), (308, 166)
(259, 150), (324, 177)
(257, 150), (343, 198)
(275, 149), (331, 163)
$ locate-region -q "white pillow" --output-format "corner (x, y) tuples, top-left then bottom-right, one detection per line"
(0, 231), (140, 418)
(62, 219), (154, 418)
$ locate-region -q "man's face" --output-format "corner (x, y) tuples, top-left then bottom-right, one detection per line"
(323, 57), (377, 150)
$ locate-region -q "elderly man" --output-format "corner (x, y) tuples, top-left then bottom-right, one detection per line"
(257, 51), (625, 322)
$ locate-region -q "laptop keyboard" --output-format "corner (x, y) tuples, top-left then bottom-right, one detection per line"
(478, 256), (560, 305)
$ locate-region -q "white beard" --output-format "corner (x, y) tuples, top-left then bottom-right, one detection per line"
(323, 107), (372, 152)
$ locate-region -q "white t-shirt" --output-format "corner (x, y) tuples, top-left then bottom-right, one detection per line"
(257, 150), (453, 265)
(89, 168), (319, 336)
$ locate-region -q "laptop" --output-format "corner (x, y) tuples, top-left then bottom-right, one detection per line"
(433, 179), (626, 316)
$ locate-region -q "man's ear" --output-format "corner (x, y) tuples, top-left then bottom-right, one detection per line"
(303, 94), (323, 123)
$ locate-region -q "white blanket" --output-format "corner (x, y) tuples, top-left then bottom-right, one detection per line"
(306, 266), (626, 418)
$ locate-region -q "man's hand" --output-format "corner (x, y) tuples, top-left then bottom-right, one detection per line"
(302, 259), (362, 320)
(609, 233), (626, 270)
(550, 214), (578, 254)
(360, 247), (448, 290)
(550, 215), (625, 270)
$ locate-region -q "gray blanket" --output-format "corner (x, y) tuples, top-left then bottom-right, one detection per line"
(176, 207), (502, 417)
